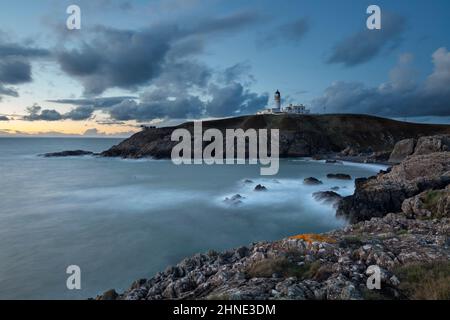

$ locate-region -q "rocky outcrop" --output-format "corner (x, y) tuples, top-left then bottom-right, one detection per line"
(337, 151), (450, 223)
(101, 115), (450, 159)
(98, 213), (449, 300)
(41, 150), (94, 157)
(401, 186), (450, 219)
(388, 134), (450, 163)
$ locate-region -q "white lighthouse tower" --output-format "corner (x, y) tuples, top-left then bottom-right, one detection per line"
(274, 90), (281, 112)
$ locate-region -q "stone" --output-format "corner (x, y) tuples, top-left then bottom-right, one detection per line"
(327, 173), (352, 180)
(254, 184), (267, 191)
(389, 138), (416, 163)
(304, 177), (323, 185)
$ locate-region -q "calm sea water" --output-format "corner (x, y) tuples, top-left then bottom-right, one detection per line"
(0, 138), (386, 299)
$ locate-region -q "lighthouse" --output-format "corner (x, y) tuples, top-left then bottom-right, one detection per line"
(274, 90), (281, 112)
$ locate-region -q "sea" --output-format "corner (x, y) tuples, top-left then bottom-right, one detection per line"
(0, 137), (387, 299)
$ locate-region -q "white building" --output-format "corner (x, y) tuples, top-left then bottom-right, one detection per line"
(257, 90), (310, 115)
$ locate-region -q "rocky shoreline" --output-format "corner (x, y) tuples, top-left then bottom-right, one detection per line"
(96, 134), (450, 300)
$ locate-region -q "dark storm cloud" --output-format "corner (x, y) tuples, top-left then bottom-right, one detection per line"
(0, 38), (50, 99)
(327, 13), (405, 67)
(259, 18), (310, 47)
(0, 42), (50, 58)
(312, 48), (450, 117)
(0, 59), (32, 84)
(55, 11), (261, 95)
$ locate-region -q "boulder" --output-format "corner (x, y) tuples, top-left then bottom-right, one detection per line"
(327, 173), (352, 180)
(389, 139), (416, 163)
(304, 177), (323, 185)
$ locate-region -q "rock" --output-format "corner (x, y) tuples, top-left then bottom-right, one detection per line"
(325, 159), (342, 164)
(98, 289), (119, 300)
(389, 138), (416, 163)
(312, 191), (342, 206)
(42, 150), (94, 157)
(304, 177), (323, 185)
(224, 194), (245, 206)
(337, 151), (450, 223)
(340, 146), (359, 157)
(414, 135), (450, 155)
(254, 184), (267, 191)
(244, 179), (254, 184)
(402, 189), (450, 219)
(327, 173), (352, 180)
(331, 186), (340, 191)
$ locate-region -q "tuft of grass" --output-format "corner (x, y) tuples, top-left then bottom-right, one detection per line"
(339, 235), (364, 248)
(394, 261), (450, 300)
(245, 257), (323, 280)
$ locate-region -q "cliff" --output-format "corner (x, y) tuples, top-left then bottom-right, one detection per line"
(101, 114), (450, 159)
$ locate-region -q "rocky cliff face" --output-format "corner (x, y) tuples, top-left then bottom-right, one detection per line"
(101, 114), (450, 159)
(337, 135), (450, 223)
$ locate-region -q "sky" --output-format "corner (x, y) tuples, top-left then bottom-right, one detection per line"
(0, 0), (449, 136)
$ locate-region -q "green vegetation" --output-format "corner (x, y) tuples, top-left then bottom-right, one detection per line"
(395, 261), (450, 300)
(245, 257), (323, 280)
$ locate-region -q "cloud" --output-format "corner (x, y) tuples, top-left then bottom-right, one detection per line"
(0, 84), (18, 98)
(206, 82), (268, 117)
(23, 104), (62, 121)
(312, 48), (450, 117)
(327, 13), (405, 67)
(259, 18), (310, 47)
(23, 104), (92, 121)
(0, 58), (32, 84)
(48, 96), (138, 108)
(0, 38), (50, 99)
(55, 11), (261, 96)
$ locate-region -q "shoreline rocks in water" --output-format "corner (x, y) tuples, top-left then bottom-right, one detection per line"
(224, 194), (245, 206)
(327, 173), (352, 180)
(254, 184), (267, 191)
(41, 150), (95, 157)
(312, 191), (342, 207)
(304, 177), (323, 185)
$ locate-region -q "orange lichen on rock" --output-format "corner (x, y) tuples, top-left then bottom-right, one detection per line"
(289, 233), (336, 244)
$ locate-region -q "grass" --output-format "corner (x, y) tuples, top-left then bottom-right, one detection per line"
(245, 257), (323, 280)
(394, 261), (450, 300)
